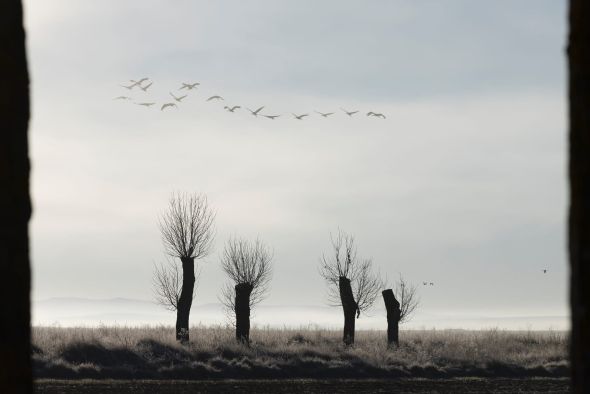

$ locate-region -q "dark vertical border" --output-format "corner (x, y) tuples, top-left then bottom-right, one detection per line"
(568, 1), (590, 392)
(0, 0), (32, 392)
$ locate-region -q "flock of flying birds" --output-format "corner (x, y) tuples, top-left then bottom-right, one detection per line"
(114, 77), (388, 120)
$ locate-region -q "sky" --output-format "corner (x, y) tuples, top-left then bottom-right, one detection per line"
(25, 0), (569, 329)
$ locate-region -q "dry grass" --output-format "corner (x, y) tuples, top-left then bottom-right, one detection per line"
(32, 326), (569, 379)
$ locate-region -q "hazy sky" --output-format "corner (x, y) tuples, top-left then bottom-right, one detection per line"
(25, 1), (568, 327)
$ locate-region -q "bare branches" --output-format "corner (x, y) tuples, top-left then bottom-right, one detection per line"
(319, 230), (382, 314)
(391, 274), (420, 323)
(152, 259), (199, 311)
(220, 237), (273, 309)
(159, 192), (216, 259)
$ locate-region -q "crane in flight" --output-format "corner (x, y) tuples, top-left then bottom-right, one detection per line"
(207, 95), (224, 101)
(315, 111), (334, 118)
(264, 114), (280, 120)
(367, 111), (386, 119)
(139, 82), (153, 92)
(341, 108), (359, 116)
(170, 92), (187, 102)
(161, 103), (178, 111)
(224, 105), (241, 112)
(136, 102), (155, 107)
(113, 96), (131, 100)
(180, 82), (200, 90)
(247, 106), (265, 116)
(292, 113), (309, 120)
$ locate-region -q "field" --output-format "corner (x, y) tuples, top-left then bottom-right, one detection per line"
(32, 326), (569, 380)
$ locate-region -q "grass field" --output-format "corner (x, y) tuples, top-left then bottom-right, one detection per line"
(32, 326), (569, 380)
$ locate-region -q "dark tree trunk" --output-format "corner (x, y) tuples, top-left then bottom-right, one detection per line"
(568, 1), (590, 391)
(235, 282), (253, 344)
(382, 289), (401, 346)
(176, 257), (195, 343)
(0, 0), (32, 392)
(339, 276), (358, 345)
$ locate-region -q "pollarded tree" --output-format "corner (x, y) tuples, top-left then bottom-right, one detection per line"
(220, 237), (272, 344)
(159, 192), (215, 343)
(319, 231), (382, 345)
(382, 274), (419, 346)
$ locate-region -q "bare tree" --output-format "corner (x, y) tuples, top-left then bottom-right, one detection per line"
(382, 274), (419, 346)
(153, 259), (199, 312)
(0, 1), (32, 391)
(319, 230), (382, 345)
(158, 192), (215, 343)
(219, 237), (273, 344)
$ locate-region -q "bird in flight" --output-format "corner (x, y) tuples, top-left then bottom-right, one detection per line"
(136, 102), (155, 107)
(224, 105), (241, 112)
(429, 282), (434, 286)
(139, 82), (153, 92)
(367, 111), (386, 119)
(247, 106), (265, 116)
(341, 108), (359, 116)
(423, 282), (428, 286)
(315, 111), (334, 118)
(207, 95), (224, 101)
(264, 115), (280, 120)
(120, 83), (136, 90)
(169, 92), (187, 102)
(161, 103), (178, 111)
(130, 77), (149, 86)
(113, 96), (131, 100)
(180, 82), (200, 90)
(543, 269), (547, 274)
(292, 113), (309, 120)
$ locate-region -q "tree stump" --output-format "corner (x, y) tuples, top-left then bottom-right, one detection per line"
(176, 257), (195, 343)
(339, 276), (358, 345)
(382, 289), (401, 346)
(235, 282), (253, 344)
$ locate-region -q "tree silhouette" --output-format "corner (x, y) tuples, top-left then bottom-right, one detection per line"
(0, 0), (32, 392)
(220, 237), (273, 344)
(319, 231), (382, 345)
(382, 274), (419, 346)
(159, 192), (215, 343)
(153, 259), (199, 312)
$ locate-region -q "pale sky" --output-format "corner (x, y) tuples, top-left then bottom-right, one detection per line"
(25, 1), (569, 328)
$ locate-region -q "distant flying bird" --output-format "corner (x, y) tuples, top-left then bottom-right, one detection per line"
(207, 95), (224, 101)
(367, 111), (386, 119)
(161, 103), (178, 111)
(315, 111), (334, 118)
(180, 82), (200, 90)
(136, 102), (155, 107)
(341, 108), (359, 116)
(130, 77), (149, 86)
(423, 282), (428, 286)
(247, 106), (265, 116)
(139, 82), (153, 92)
(113, 96), (131, 100)
(429, 282), (434, 286)
(264, 115), (280, 120)
(169, 92), (187, 102)
(224, 105), (241, 112)
(120, 83), (136, 90)
(292, 113), (309, 120)
(543, 269), (547, 274)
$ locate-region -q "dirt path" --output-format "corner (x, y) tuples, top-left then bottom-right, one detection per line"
(35, 378), (571, 394)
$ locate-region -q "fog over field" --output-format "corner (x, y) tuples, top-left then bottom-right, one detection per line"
(25, 0), (568, 330)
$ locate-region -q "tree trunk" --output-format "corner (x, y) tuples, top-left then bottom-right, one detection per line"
(382, 289), (401, 346)
(568, 1), (590, 391)
(235, 282), (253, 344)
(0, 0), (32, 392)
(339, 276), (358, 345)
(176, 257), (195, 343)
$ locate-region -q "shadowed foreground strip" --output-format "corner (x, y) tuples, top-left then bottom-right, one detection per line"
(35, 378), (572, 394)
